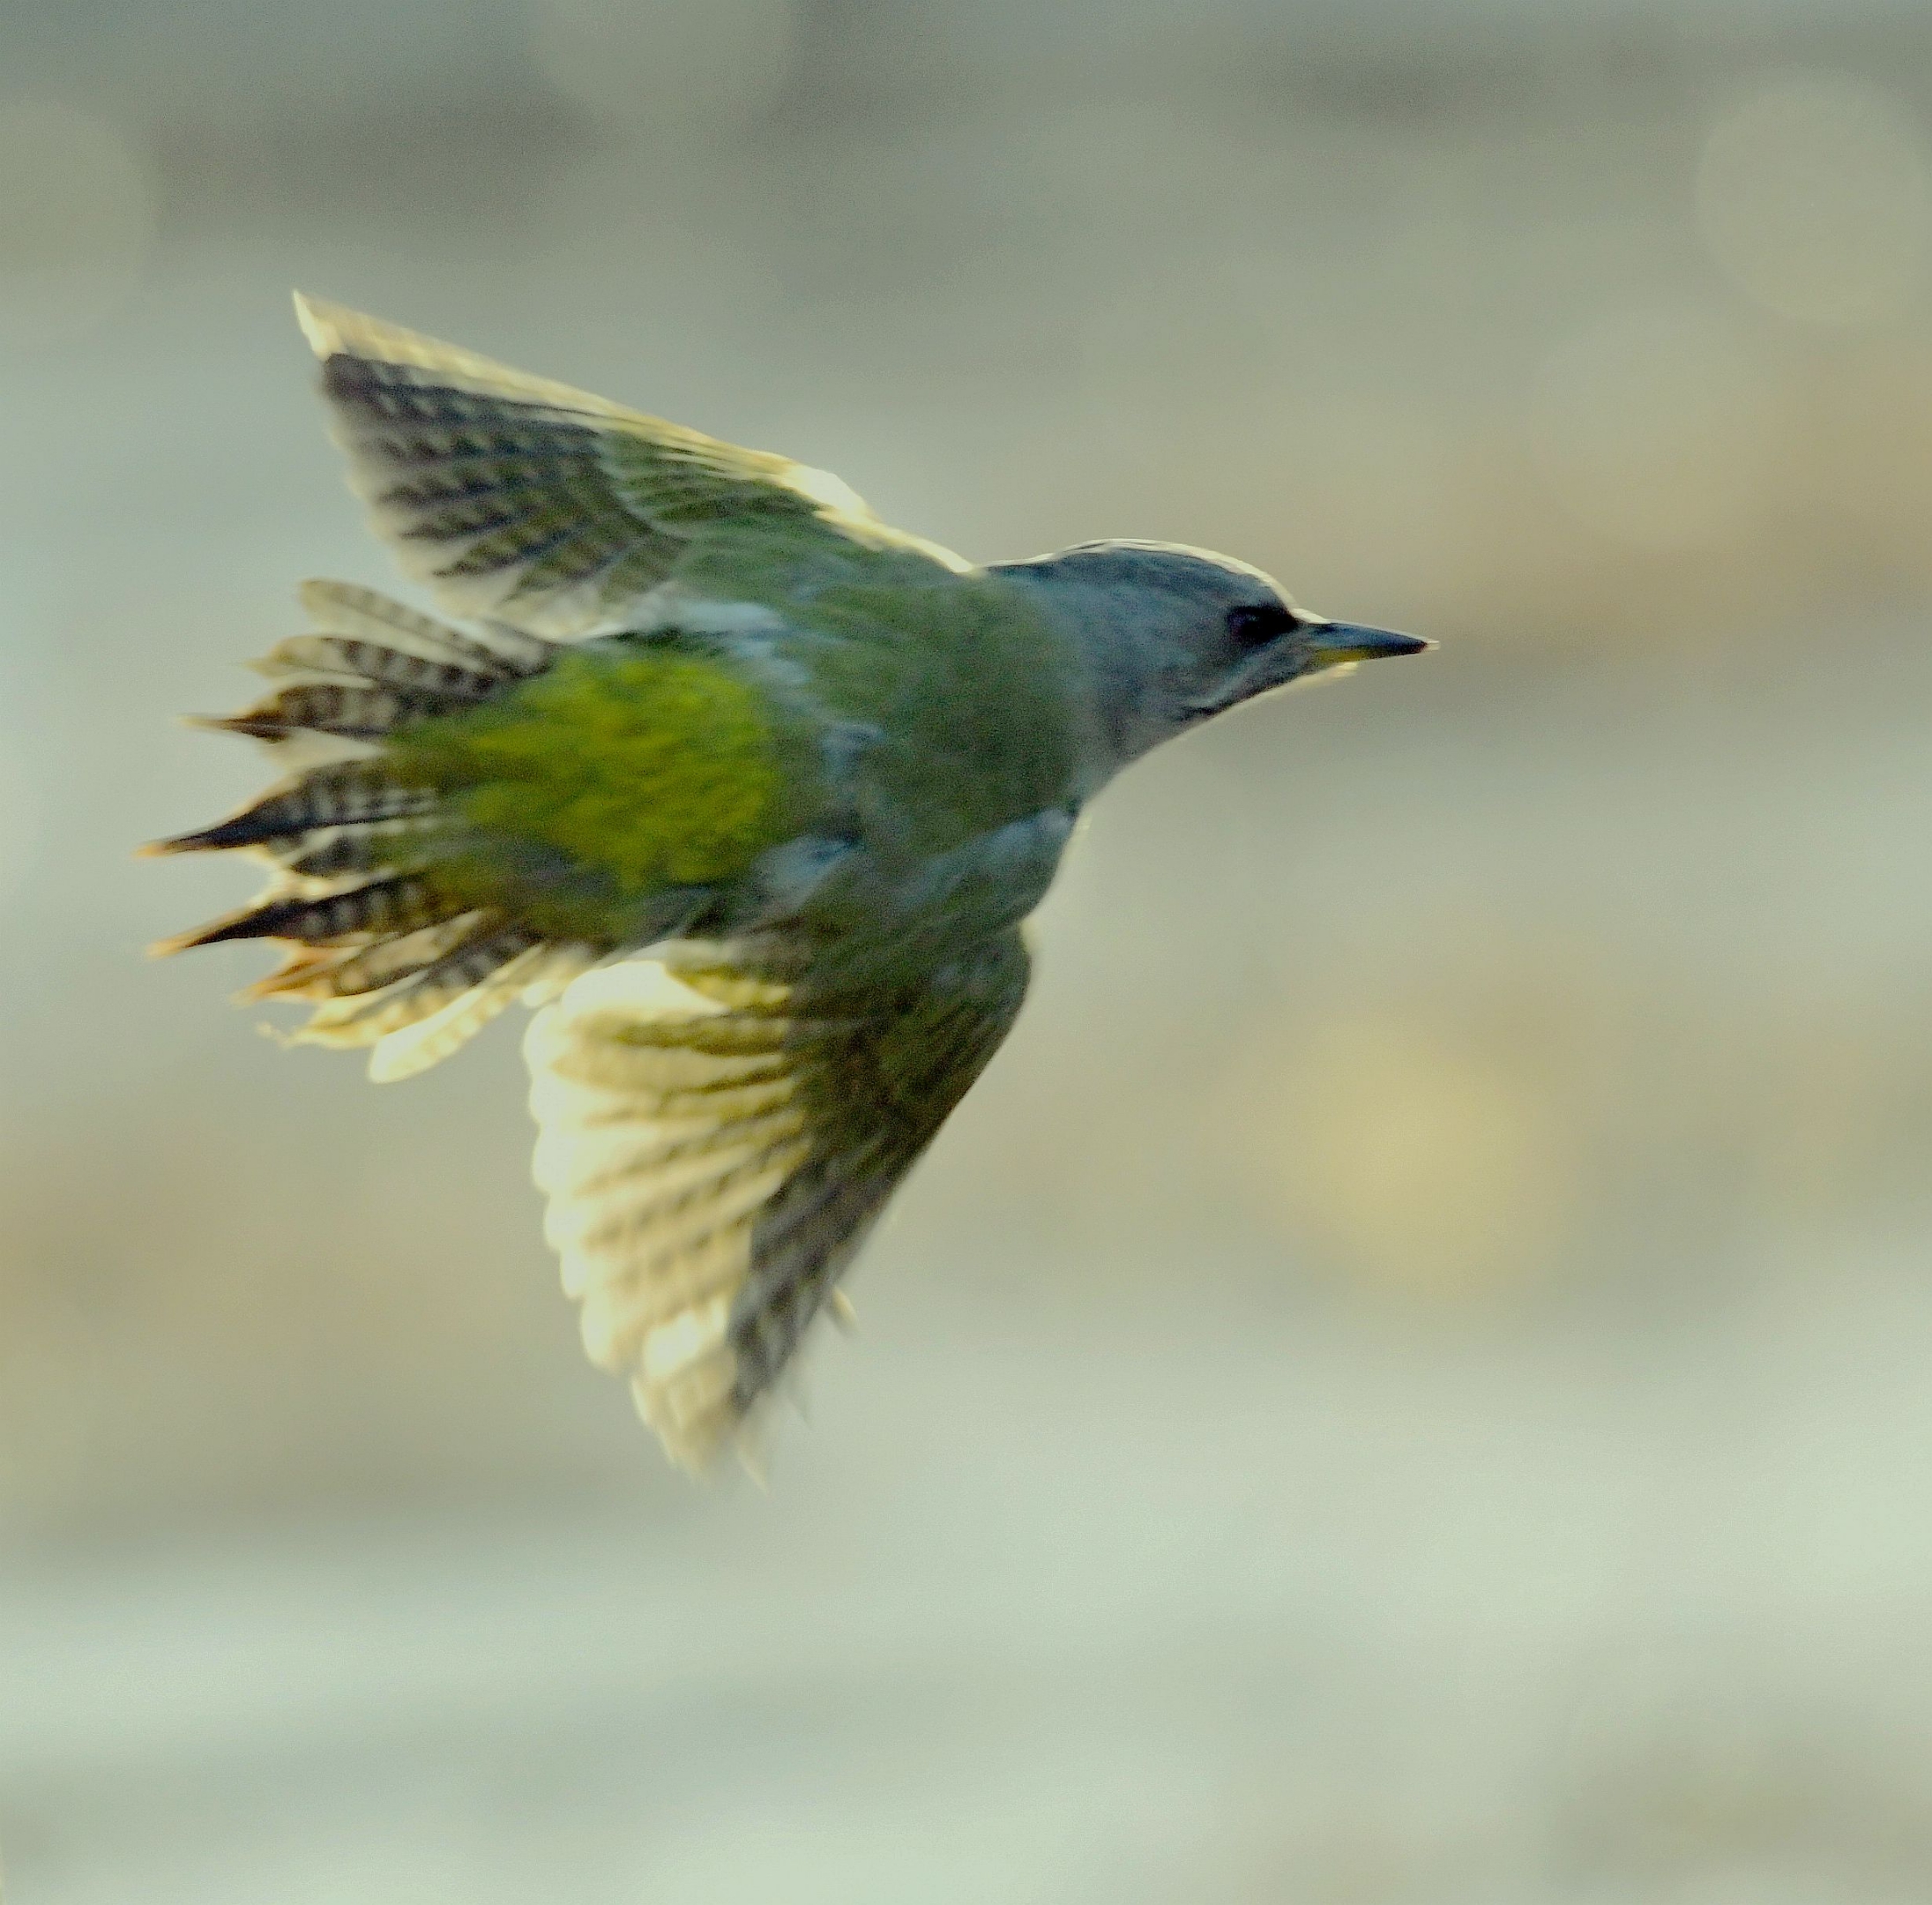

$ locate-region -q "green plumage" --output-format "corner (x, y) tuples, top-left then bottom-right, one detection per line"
(388, 646), (809, 922)
(151, 298), (1085, 1470)
(150, 295), (1428, 1472)
(757, 572), (1084, 859)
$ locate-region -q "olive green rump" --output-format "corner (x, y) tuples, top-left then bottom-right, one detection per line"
(386, 645), (817, 936)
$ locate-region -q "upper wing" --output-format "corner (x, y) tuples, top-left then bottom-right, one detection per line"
(525, 932), (1030, 1470)
(295, 295), (962, 639)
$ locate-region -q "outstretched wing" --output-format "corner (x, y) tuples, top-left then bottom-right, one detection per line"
(525, 933), (1030, 1469)
(295, 295), (964, 639)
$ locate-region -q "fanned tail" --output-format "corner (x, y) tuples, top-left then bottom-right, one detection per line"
(148, 582), (590, 1076)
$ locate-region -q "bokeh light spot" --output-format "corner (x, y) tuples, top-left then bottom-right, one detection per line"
(1255, 1014), (1578, 1300)
(1697, 75), (1931, 328)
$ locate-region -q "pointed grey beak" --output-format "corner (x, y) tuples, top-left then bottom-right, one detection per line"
(1305, 621), (1435, 663)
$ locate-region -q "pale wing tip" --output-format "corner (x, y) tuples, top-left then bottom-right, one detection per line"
(292, 289), (353, 359)
(631, 1373), (742, 1477)
(291, 291), (643, 423)
(294, 292), (434, 366)
(785, 461), (873, 520)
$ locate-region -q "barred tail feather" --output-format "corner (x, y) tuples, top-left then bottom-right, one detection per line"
(181, 586), (544, 750)
(142, 764), (441, 857)
(200, 682), (458, 743)
(150, 581), (584, 1078)
(296, 929), (580, 1069)
(152, 871), (457, 953)
(298, 579), (554, 677)
(277, 818), (441, 882)
(366, 944), (578, 1082)
(257, 636), (506, 704)
(242, 913), (494, 1001)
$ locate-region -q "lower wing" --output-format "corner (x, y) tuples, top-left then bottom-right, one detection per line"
(524, 931), (1031, 1469)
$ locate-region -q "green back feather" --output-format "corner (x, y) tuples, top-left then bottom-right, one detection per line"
(707, 569), (1083, 867)
(388, 646), (815, 930)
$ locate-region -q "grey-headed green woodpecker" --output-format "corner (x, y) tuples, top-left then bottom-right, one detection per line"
(151, 296), (1431, 1471)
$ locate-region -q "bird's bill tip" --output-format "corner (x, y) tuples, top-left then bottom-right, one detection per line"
(1307, 622), (1435, 662)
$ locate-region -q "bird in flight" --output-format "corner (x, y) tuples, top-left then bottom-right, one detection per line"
(151, 296), (1431, 1471)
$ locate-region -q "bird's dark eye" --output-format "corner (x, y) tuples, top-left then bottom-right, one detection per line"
(1226, 603), (1298, 648)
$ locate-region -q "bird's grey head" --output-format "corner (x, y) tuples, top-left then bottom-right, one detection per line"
(992, 540), (1430, 776)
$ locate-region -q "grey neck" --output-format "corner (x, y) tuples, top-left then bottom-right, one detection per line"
(988, 560), (1182, 788)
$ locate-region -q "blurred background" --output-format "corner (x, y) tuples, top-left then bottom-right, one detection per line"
(5, 0), (1932, 1899)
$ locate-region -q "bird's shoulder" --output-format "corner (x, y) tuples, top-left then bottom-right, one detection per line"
(679, 553), (1094, 858)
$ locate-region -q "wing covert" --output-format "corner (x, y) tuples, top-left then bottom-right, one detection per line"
(295, 295), (951, 638)
(524, 932), (1030, 1469)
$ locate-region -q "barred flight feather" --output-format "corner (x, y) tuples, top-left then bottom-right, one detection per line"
(524, 938), (1029, 1470)
(159, 872), (453, 952)
(368, 944), (571, 1083)
(291, 295), (914, 638)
